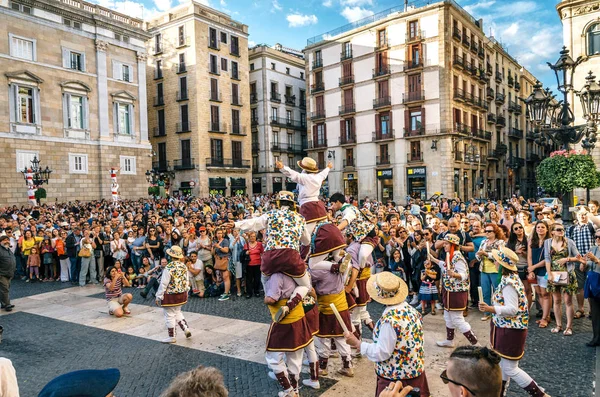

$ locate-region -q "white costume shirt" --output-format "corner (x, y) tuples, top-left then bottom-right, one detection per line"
(234, 212), (311, 247)
(280, 165), (330, 206)
(359, 303), (402, 361)
(494, 284), (519, 317)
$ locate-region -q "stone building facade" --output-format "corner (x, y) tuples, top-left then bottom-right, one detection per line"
(304, 0), (547, 202)
(0, 0), (152, 205)
(146, 1), (251, 197)
(249, 44), (307, 194)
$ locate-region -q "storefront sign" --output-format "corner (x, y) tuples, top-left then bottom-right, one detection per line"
(377, 169), (393, 179)
(273, 177), (282, 183)
(209, 178), (226, 188)
(189, 181), (196, 187)
(407, 167), (426, 176)
(344, 173), (355, 180)
(252, 178), (261, 184)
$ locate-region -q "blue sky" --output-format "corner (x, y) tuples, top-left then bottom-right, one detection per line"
(95, 0), (564, 88)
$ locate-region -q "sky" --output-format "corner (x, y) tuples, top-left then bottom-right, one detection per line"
(94, 0), (565, 88)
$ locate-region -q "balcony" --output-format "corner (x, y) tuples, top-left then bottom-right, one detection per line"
(176, 90), (188, 101)
(454, 151), (463, 161)
(208, 122), (226, 133)
(510, 101), (523, 115)
(407, 152), (423, 163)
(271, 143), (306, 154)
(464, 91), (474, 105)
(454, 122), (469, 135)
(154, 70), (163, 80)
(206, 158), (250, 169)
(173, 158), (195, 170)
(507, 75), (514, 87)
(478, 69), (488, 83)
(176, 121), (192, 133)
(252, 141), (259, 151)
(478, 47), (485, 59)
(231, 96), (242, 107)
(486, 87), (495, 100)
(231, 124), (247, 135)
(376, 155), (390, 166)
(208, 39), (219, 50)
(312, 58), (323, 70)
(372, 129), (395, 142)
(339, 104), (355, 116)
(526, 152), (540, 162)
(372, 66), (391, 78)
(373, 96), (391, 109)
(250, 93), (258, 104)
(486, 63), (493, 75)
(453, 88), (465, 102)
(251, 118), (259, 127)
(452, 55), (464, 69)
(495, 71), (503, 83)
(452, 26), (462, 41)
(508, 128), (523, 139)
(270, 92), (281, 103)
(495, 93), (505, 105)
(308, 139), (328, 149)
(526, 131), (536, 141)
(405, 58), (424, 70)
(515, 81), (521, 91)
(462, 35), (471, 48)
(299, 99), (306, 109)
(375, 39), (389, 51)
(270, 117), (307, 131)
(284, 95), (296, 106)
(487, 114), (496, 124)
(495, 143), (508, 156)
(310, 110), (326, 121)
(152, 161), (169, 172)
(471, 41), (479, 54)
(177, 62), (186, 74)
(404, 127), (425, 137)
(496, 115), (506, 127)
(402, 91), (424, 104)
(230, 46), (240, 57)
(508, 156), (525, 168)
(154, 96), (164, 107)
(340, 49), (353, 61)
(152, 126), (166, 137)
(465, 62), (477, 76)
(339, 75), (354, 86)
(343, 158), (356, 169)
(311, 82), (325, 94)
(340, 132), (357, 145)
(406, 30), (425, 42)
(472, 96), (483, 110)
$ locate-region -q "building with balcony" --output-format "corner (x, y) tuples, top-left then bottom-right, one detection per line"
(249, 43), (307, 194)
(304, 0), (546, 201)
(146, 1), (250, 196)
(0, 0), (152, 204)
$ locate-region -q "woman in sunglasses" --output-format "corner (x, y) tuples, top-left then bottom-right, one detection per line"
(475, 224), (506, 321)
(479, 247), (550, 397)
(544, 223), (585, 336)
(507, 222), (533, 307)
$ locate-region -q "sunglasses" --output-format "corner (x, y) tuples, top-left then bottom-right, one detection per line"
(555, 228), (565, 232)
(513, 226), (523, 230)
(595, 236), (600, 239)
(460, 221), (469, 224)
(485, 229), (494, 233)
(440, 369), (477, 396)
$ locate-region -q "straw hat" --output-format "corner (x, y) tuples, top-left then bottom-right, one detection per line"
(297, 157), (319, 173)
(443, 233), (461, 246)
(276, 191), (297, 210)
(366, 272), (409, 306)
(166, 245), (184, 259)
(491, 247), (518, 271)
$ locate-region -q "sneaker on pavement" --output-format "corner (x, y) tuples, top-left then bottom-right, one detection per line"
(161, 336), (176, 344)
(302, 379), (320, 390)
(337, 367), (355, 377)
(278, 388), (297, 397)
(409, 295), (419, 305)
(218, 294), (230, 301)
(435, 302), (443, 310)
(415, 303), (423, 310)
(268, 371), (277, 381)
(184, 330), (192, 338)
(436, 340), (455, 348)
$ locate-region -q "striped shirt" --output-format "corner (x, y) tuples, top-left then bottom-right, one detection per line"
(104, 277), (123, 301)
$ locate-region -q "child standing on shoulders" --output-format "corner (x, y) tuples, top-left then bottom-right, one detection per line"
(27, 247), (41, 283)
(419, 260), (440, 315)
(40, 237), (55, 281)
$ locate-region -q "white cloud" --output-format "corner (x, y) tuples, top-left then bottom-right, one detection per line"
(322, 0), (333, 7)
(220, 0), (226, 6)
(501, 22), (519, 40)
(154, 0), (171, 12)
(271, 0), (282, 12)
(341, 6), (373, 22)
(463, 0), (495, 15)
(286, 13), (318, 27)
(340, 0), (372, 6)
(248, 40), (256, 47)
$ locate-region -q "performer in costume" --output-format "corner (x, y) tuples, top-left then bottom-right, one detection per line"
(301, 287), (321, 390)
(25, 169), (36, 205)
(310, 251), (355, 378)
(330, 193), (378, 271)
(433, 234), (479, 347)
(109, 168), (120, 202)
(479, 247), (550, 397)
(155, 245), (192, 344)
(306, 219), (351, 281)
(343, 272), (430, 397)
(228, 191), (311, 323)
(264, 272), (315, 397)
(346, 239), (375, 341)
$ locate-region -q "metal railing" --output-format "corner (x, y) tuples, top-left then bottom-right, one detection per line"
(373, 66), (391, 78)
(270, 92), (281, 102)
(176, 121), (192, 133)
(205, 158), (250, 168)
(373, 96), (391, 109)
(372, 129), (395, 141)
(311, 83), (325, 94)
(152, 161), (169, 172)
(339, 104), (355, 115)
(208, 122), (226, 133)
(376, 155), (390, 165)
(340, 132), (357, 145)
(339, 75), (354, 86)
(403, 91), (424, 103)
(173, 158), (195, 170)
(407, 152), (423, 163)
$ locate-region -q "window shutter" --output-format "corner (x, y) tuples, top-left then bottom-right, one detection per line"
(83, 97), (89, 130)
(63, 93), (70, 128)
(112, 61), (120, 80)
(324, 123), (327, 141)
(421, 106), (426, 131)
(128, 64), (134, 83)
(389, 111), (393, 134)
(340, 119), (345, 138)
(113, 102), (119, 134)
(81, 53), (86, 72)
(8, 84), (16, 123)
(312, 125), (317, 142)
(129, 104), (135, 136)
(404, 109), (410, 133)
(375, 113), (380, 134)
(33, 88), (40, 125)
(62, 48), (70, 68)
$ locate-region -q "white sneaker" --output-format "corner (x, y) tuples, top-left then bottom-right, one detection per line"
(302, 358), (309, 366)
(436, 302), (443, 310)
(268, 371), (277, 381)
(436, 339), (455, 348)
(339, 252), (352, 284)
(415, 303), (423, 310)
(278, 388), (297, 397)
(184, 329), (192, 338)
(302, 378), (321, 389)
(409, 295), (419, 305)
(161, 336), (176, 344)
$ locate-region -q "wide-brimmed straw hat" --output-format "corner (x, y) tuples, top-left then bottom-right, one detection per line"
(491, 247), (518, 271)
(297, 157), (319, 173)
(443, 234), (461, 246)
(366, 272), (409, 306)
(166, 245), (184, 259)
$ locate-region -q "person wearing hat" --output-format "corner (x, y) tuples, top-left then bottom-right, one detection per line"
(276, 157), (332, 236)
(225, 191), (312, 323)
(479, 247), (550, 397)
(540, 206), (560, 225)
(156, 245), (192, 343)
(38, 368), (120, 397)
(433, 234), (479, 348)
(343, 272), (430, 396)
(0, 235), (16, 312)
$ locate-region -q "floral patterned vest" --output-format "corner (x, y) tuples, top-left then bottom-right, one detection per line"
(442, 251), (470, 292)
(492, 273), (529, 329)
(165, 261), (189, 295)
(373, 303), (425, 380)
(265, 209), (305, 252)
(341, 204), (374, 242)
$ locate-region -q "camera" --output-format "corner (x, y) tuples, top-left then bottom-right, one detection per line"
(408, 387), (421, 397)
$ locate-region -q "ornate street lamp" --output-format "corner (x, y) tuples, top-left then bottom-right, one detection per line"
(20, 155), (52, 186)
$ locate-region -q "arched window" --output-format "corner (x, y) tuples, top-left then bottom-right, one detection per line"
(588, 23), (600, 56)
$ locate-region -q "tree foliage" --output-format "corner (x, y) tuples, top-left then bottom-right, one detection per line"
(34, 188), (46, 201)
(148, 186), (160, 196)
(536, 151), (600, 193)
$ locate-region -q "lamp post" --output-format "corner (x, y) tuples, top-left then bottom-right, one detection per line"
(145, 168), (175, 196)
(523, 47), (600, 217)
(20, 156), (52, 204)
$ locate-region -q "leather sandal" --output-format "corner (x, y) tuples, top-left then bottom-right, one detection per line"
(538, 319), (549, 328)
(574, 310), (585, 319)
(551, 326), (563, 334)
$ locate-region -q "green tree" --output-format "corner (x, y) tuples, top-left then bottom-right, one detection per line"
(34, 188), (46, 204)
(536, 151), (600, 194)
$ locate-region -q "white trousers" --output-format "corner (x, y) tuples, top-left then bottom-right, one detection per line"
(59, 258), (70, 282)
(359, 243), (374, 269)
(304, 340), (318, 363)
(315, 336), (352, 362)
(500, 358), (533, 388)
(443, 310), (472, 333)
(351, 305), (373, 332)
(265, 348), (304, 376)
(163, 306), (185, 330)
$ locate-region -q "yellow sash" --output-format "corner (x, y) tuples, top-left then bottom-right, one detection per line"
(268, 299), (305, 324)
(358, 266), (371, 280)
(317, 290), (348, 314)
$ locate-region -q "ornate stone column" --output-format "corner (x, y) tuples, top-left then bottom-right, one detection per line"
(96, 40), (109, 138)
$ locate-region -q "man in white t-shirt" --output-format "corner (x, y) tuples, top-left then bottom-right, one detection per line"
(187, 252), (205, 297)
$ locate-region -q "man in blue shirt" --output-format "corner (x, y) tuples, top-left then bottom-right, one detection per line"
(467, 220), (485, 308)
